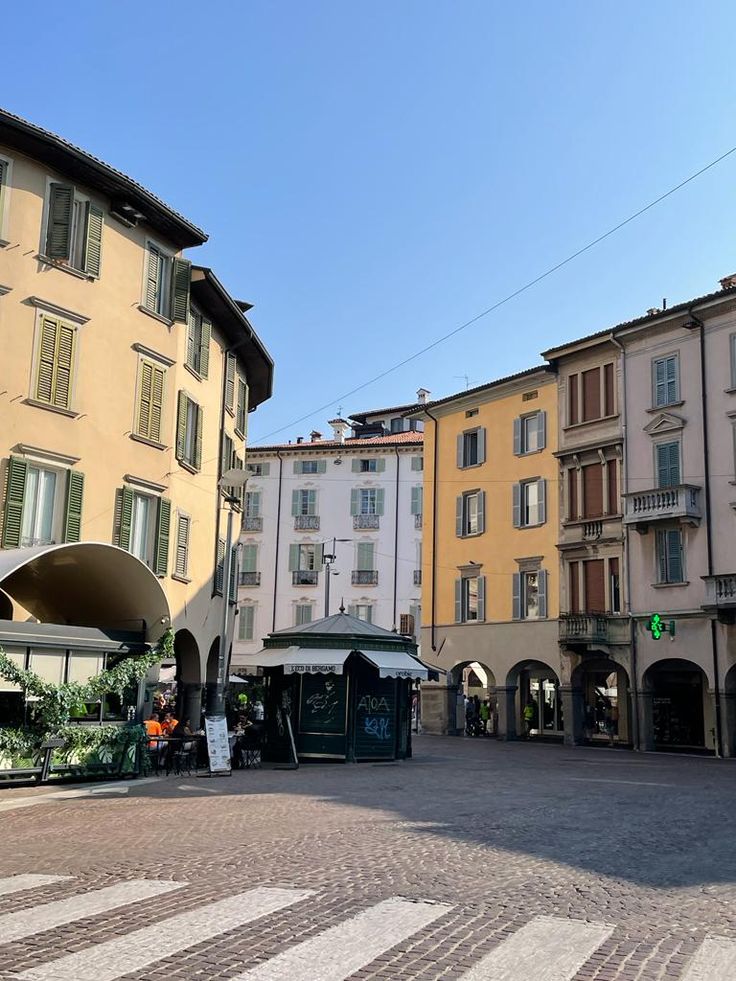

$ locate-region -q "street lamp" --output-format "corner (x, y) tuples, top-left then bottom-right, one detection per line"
(323, 537), (352, 618)
(211, 467), (249, 718)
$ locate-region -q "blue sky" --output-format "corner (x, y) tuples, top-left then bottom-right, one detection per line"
(5, 1), (736, 441)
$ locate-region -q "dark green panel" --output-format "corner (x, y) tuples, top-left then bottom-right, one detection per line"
(298, 673), (348, 758)
(355, 677), (396, 760)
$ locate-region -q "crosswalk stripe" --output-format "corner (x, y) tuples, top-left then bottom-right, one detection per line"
(234, 896), (452, 980)
(680, 937), (736, 980)
(17, 886), (313, 981)
(0, 875), (70, 897)
(458, 915), (614, 981)
(0, 879), (182, 944)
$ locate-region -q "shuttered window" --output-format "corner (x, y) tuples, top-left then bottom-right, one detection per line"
(113, 488), (170, 575)
(513, 570), (547, 620)
(135, 359), (166, 443)
(607, 459), (618, 514)
(238, 605), (255, 641)
(457, 428), (486, 468)
(568, 373), (579, 425)
(569, 561), (580, 614)
(236, 376), (248, 436)
(144, 245), (190, 322)
(610, 557), (621, 613)
(186, 307), (211, 378)
(410, 485), (423, 515)
(34, 315), (76, 410)
(176, 392), (203, 471)
(514, 412), (546, 454)
(225, 353), (236, 412)
(214, 538), (226, 595)
(568, 469), (579, 521)
(582, 464), (603, 518)
(2, 458), (84, 548)
(295, 604), (313, 626)
(174, 512), (191, 579)
(584, 559), (606, 612)
(357, 542), (375, 571)
(653, 355), (679, 407)
(455, 575), (485, 622)
(513, 479), (546, 527)
(656, 529), (684, 583)
(603, 362), (615, 416)
(656, 442), (680, 489)
(582, 368), (601, 422)
(44, 184), (103, 276)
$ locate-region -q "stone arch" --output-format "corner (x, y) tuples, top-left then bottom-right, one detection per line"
(642, 658), (712, 752)
(505, 658), (563, 740)
(571, 655), (631, 746)
(447, 660), (497, 736)
(0, 590), (12, 621)
(173, 629), (202, 726)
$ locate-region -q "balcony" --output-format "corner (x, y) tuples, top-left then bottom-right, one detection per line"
(703, 575), (736, 619)
(294, 515), (320, 530)
(413, 569), (422, 586)
(352, 570), (379, 585)
(559, 613), (630, 648)
(239, 571), (261, 587)
(623, 484), (701, 527)
(242, 516), (263, 532)
(414, 513), (423, 529)
(292, 570), (318, 586)
(559, 514), (622, 549)
(354, 514), (380, 530)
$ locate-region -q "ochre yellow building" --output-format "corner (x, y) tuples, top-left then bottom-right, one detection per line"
(413, 367), (567, 738)
(0, 109), (273, 726)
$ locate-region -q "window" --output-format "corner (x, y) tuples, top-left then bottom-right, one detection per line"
(457, 427), (486, 468)
(352, 458), (385, 473)
(44, 183), (103, 276)
(186, 307), (211, 378)
(134, 359), (166, 444)
(144, 244), (190, 323)
(607, 459), (618, 514)
(513, 479), (546, 528)
(244, 491), (261, 517)
(34, 314), (77, 410)
(236, 375), (248, 437)
(247, 462), (270, 477)
(292, 489), (317, 516)
(241, 543), (258, 577)
(568, 364), (615, 424)
(514, 412), (546, 455)
(295, 459), (326, 475)
(656, 528), (684, 583)
(411, 456), (424, 471)
(1, 457), (84, 549)
(656, 442), (680, 488)
(582, 464), (603, 519)
(454, 574), (486, 623)
(567, 469), (579, 521)
(224, 353), (236, 412)
(174, 513), (191, 579)
(360, 489), (377, 514)
(411, 486), (423, 516)
(357, 542), (376, 571)
(289, 543), (323, 584)
(349, 604), (373, 623)
(653, 354), (679, 408)
(295, 604), (313, 626)
(176, 393), (202, 471)
(610, 557), (621, 613)
(390, 418), (404, 433)
(512, 570), (547, 620)
(115, 488), (170, 576)
(456, 490), (485, 537)
(238, 604), (255, 641)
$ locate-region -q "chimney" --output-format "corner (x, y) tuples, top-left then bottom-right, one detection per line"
(416, 388), (430, 404)
(328, 418), (349, 444)
(720, 274), (736, 290)
(310, 430), (322, 442)
(296, 436), (304, 444)
(646, 307), (660, 316)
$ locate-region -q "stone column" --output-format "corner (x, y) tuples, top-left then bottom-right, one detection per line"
(493, 686), (518, 740)
(182, 683), (204, 727)
(559, 685), (584, 746)
(636, 690), (656, 751)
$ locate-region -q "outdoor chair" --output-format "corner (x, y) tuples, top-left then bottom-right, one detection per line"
(169, 740), (197, 776)
(240, 724), (263, 769)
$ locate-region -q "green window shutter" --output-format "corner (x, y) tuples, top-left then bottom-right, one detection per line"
(154, 498), (171, 577)
(288, 544), (300, 572)
(83, 203), (104, 277)
(307, 490), (317, 515)
(186, 310), (198, 371)
(454, 579), (462, 623)
(667, 529), (683, 582)
(291, 490), (300, 516)
(352, 459), (360, 473)
(293, 461), (302, 475)
(46, 183), (73, 259)
(200, 317), (211, 378)
(317, 460), (327, 474)
(137, 361), (153, 438)
(35, 316), (57, 404)
(242, 544), (257, 572)
(376, 488), (385, 515)
(357, 542), (373, 571)
(145, 247), (160, 310)
(225, 353), (236, 411)
(118, 487), (134, 551)
(376, 458), (386, 473)
(214, 539), (225, 594)
(350, 488), (359, 515)
(176, 391), (187, 462)
(175, 513), (190, 578)
(2, 456), (28, 548)
(194, 404), (203, 470)
(314, 543), (324, 567)
(150, 366), (165, 443)
(238, 605), (255, 641)
(63, 470), (84, 542)
(411, 486), (421, 515)
(411, 456), (423, 471)
(52, 323), (75, 409)
(236, 377), (248, 435)
(171, 257), (191, 323)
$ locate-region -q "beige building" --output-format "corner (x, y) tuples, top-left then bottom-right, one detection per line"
(0, 110), (273, 725)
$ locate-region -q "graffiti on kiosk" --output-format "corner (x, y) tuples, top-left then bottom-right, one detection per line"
(357, 695), (389, 712)
(364, 715), (391, 740)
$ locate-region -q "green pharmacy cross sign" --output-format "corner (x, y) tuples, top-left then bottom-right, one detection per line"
(646, 614), (675, 639)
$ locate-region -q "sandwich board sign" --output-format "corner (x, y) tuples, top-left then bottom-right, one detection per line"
(204, 715), (231, 776)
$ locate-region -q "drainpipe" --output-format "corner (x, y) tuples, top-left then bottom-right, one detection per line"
(685, 309), (722, 757)
(272, 450), (284, 632)
(392, 446), (400, 630)
(610, 334), (640, 750)
(424, 407), (440, 651)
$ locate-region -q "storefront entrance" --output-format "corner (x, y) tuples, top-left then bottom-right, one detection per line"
(645, 659), (708, 751)
(513, 662), (563, 739)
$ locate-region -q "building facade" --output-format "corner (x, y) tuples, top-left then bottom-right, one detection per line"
(0, 110), (273, 725)
(232, 398), (425, 664)
(416, 368), (563, 739)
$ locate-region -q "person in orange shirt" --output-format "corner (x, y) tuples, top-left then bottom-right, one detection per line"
(145, 712), (162, 749)
(161, 711), (179, 736)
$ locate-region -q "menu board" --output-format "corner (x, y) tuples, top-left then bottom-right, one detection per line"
(205, 715), (231, 774)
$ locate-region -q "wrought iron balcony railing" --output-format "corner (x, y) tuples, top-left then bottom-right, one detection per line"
(352, 570), (379, 585)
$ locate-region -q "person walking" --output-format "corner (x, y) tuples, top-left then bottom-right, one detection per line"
(479, 699), (490, 735)
(523, 699), (535, 739)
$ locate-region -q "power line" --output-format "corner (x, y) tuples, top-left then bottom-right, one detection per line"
(253, 142), (736, 445)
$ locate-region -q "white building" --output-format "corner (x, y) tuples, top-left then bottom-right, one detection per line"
(232, 393), (428, 663)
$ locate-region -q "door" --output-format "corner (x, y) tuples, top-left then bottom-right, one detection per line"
(584, 559), (606, 613)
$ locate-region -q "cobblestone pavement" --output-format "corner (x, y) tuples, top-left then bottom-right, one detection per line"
(0, 736), (735, 979)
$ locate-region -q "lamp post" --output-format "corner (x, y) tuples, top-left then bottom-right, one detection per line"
(323, 537), (352, 618)
(211, 467), (249, 718)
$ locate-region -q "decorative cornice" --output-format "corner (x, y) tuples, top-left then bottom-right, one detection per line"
(132, 343), (176, 368)
(25, 296), (90, 324)
(123, 474), (168, 494)
(14, 444), (80, 467)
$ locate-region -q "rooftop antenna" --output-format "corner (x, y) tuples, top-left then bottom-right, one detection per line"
(336, 404), (343, 417)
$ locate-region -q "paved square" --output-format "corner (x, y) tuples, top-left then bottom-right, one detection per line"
(0, 736), (735, 979)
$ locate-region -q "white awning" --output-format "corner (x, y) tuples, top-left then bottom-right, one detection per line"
(235, 647), (349, 675)
(359, 649), (429, 680)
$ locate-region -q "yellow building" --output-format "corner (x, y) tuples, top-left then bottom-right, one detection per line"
(0, 109), (273, 725)
(413, 367), (566, 738)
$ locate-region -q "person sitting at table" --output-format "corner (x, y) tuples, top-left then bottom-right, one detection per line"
(144, 712), (162, 749)
(161, 711), (178, 736)
(172, 718), (194, 738)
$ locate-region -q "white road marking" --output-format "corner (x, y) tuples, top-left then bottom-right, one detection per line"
(458, 915), (613, 981)
(0, 875), (70, 896)
(18, 886), (313, 981)
(0, 879), (182, 944)
(681, 937), (736, 980)
(565, 777), (675, 788)
(234, 896), (451, 980)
